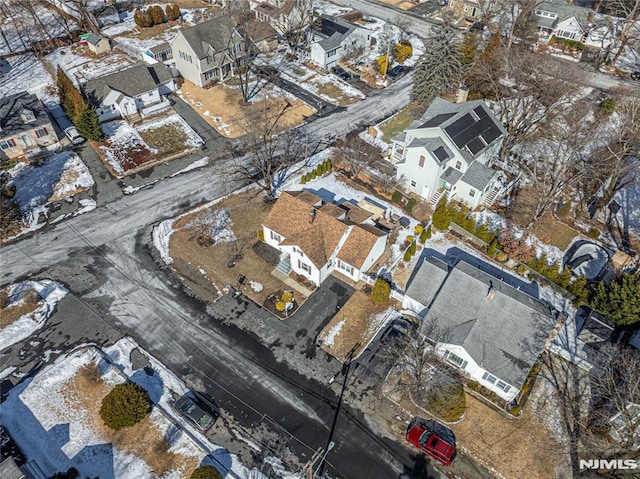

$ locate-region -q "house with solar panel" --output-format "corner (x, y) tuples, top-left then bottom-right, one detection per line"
(391, 98), (507, 209)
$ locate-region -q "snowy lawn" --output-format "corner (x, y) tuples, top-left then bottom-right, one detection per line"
(1, 337), (275, 479)
(136, 113), (204, 158)
(98, 120), (154, 175)
(0, 54), (57, 103)
(0, 280), (68, 352)
(5, 151), (95, 238)
(45, 46), (137, 87)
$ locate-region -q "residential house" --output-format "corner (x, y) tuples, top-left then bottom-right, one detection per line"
(392, 98), (507, 209)
(262, 191), (388, 286)
(403, 256), (558, 402)
(82, 63), (176, 122)
(0, 92), (58, 161)
(245, 21), (279, 53)
(86, 33), (111, 54)
(250, 0), (312, 37)
(170, 16), (246, 88)
(310, 15), (371, 69)
(446, 0), (489, 24)
(531, 0), (591, 42)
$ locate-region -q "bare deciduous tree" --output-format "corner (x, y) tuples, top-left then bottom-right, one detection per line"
(41, 0), (100, 33)
(334, 133), (382, 179)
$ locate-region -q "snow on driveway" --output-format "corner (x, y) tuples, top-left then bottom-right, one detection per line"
(0, 280), (68, 352)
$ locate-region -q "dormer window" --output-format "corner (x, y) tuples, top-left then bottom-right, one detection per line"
(455, 160), (462, 170)
(20, 109), (35, 123)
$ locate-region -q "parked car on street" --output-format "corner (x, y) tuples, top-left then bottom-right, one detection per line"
(406, 417), (456, 466)
(174, 393), (218, 432)
(64, 126), (85, 145)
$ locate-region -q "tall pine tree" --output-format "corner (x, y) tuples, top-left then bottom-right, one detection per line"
(57, 66), (86, 121)
(591, 273), (640, 325)
(75, 104), (104, 141)
(411, 22), (466, 104)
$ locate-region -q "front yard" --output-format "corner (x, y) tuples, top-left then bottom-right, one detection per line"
(97, 113), (203, 177)
(179, 81), (315, 138)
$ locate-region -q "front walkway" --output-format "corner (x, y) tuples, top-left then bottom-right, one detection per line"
(271, 268), (315, 297)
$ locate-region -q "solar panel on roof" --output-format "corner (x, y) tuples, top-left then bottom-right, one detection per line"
(473, 105), (487, 119)
(433, 146), (449, 162)
(467, 137), (485, 155)
(420, 112), (456, 128)
(480, 124), (502, 145)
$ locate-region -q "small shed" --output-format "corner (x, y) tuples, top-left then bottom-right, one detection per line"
(146, 42), (173, 62)
(86, 33), (111, 54)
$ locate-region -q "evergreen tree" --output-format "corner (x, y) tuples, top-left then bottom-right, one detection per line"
(172, 4), (181, 21)
(166, 4), (178, 21)
(487, 237), (498, 256)
(412, 22), (466, 104)
(57, 66), (85, 121)
(148, 5), (165, 25)
(75, 105), (104, 141)
(590, 273), (640, 325)
(431, 198), (452, 230)
(134, 8), (153, 28)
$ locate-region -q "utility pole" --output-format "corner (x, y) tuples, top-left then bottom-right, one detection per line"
(316, 343), (360, 477)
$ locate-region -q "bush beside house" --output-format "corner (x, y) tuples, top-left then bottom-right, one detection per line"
(100, 383), (151, 430)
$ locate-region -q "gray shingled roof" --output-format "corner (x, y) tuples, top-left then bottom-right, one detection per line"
(86, 33), (103, 46)
(175, 16), (237, 59)
(461, 161), (496, 190)
(532, 0), (590, 30)
(408, 137), (453, 165)
(316, 15), (357, 52)
(440, 166), (463, 186)
(0, 91), (51, 137)
(417, 260), (556, 388)
(409, 98), (507, 162)
(83, 63), (172, 104)
(405, 256), (449, 308)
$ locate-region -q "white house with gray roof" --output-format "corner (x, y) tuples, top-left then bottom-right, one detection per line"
(170, 16), (246, 88)
(82, 63), (176, 122)
(531, 0), (592, 42)
(392, 98), (506, 209)
(310, 15), (371, 69)
(403, 257), (558, 402)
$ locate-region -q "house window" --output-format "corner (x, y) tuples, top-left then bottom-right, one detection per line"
(0, 139), (16, 149)
(444, 350), (468, 369)
(418, 155), (425, 167)
(558, 30), (576, 40)
(455, 160), (462, 170)
(270, 230), (281, 242)
(35, 127), (49, 138)
(496, 380), (511, 393)
(338, 260), (353, 275)
(463, 5), (468, 12)
(410, 180), (417, 188)
(482, 372), (497, 385)
(327, 48), (337, 58)
(204, 69), (216, 80)
(469, 189), (476, 197)
(298, 260), (311, 274)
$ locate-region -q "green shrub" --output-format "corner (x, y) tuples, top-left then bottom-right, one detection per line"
(391, 190), (402, 204)
(587, 227), (600, 239)
(257, 229), (265, 242)
(510, 404), (522, 416)
(432, 204), (452, 230)
(556, 201), (572, 218)
(567, 275), (589, 305)
(301, 174), (307, 184)
(424, 383), (466, 422)
(405, 235), (415, 245)
(100, 383), (151, 430)
(316, 164), (323, 176)
(403, 249), (412, 262)
(487, 237), (498, 256)
(475, 223), (494, 243)
(190, 465), (223, 479)
(311, 171), (317, 179)
(467, 380), (479, 391)
(600, 98), (616, 115)
(496, 251), (508, 262)
(419, 226), (431, 243)
(405, 198), (417, 213)
(515, 264), (527, 276)
(371, 278), (391, 303)
(409, 242), (416, 255)
(414, 224), (424, 235)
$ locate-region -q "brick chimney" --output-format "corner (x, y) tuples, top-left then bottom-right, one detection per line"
(456, 85), (469, 104)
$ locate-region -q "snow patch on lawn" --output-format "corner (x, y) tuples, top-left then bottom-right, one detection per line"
(324, 319), (346, 347)
(249, 281), (264, 293)
(0, 280), (68, 351)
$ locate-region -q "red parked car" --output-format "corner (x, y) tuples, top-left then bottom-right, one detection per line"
(406, 418), (456, 466)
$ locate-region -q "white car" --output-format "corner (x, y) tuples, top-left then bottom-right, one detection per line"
(64, 126), (85, 145)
